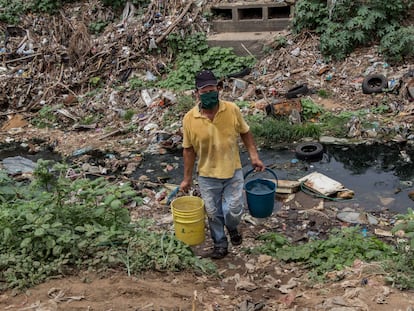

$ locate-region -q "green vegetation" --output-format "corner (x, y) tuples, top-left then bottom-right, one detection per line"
(300, 97), (325, 121)
(246, 96), (399, 145)
(123, 109), (135, 121)
(157, 33), (256, 91)
(89, 20), (109, 34)
(246, 114), (321, 145)
(0, 0), (150, 24)
(31, 105), (58, 128)
(317, 89), (330, 98)
(162, 94), (194, 127)
(251, 225), (414, 289)
(0, 161), (215, 290)
(293, 0), (414, 63)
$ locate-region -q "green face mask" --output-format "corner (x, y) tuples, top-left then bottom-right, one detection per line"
(200, 91), (219, 109)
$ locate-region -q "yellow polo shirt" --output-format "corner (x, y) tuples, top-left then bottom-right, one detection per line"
(182, 100), (250, 179)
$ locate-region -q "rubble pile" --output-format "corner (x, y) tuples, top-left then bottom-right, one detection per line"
(0, 0), (413, 164)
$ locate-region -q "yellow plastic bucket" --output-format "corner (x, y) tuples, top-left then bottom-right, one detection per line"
(171, 196), (205, 246)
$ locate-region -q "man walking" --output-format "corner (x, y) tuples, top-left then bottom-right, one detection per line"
(180, 69), (265, 259)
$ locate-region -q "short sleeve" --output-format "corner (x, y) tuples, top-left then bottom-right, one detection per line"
(233, 103), (250, 134)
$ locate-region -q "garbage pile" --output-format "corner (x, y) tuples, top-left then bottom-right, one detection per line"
(1, 0), (414, 169)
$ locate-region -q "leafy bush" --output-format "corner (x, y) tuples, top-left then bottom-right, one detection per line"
(0, 0), (31, 24)
(0, 160), (215, 289)
(292, 0), (329, 34)
(293, 0), (414, 62)
(157, 33), (256, 91)
(379, 26), (414, 63)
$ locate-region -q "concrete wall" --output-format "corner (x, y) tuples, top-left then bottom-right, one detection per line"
(210, 1), (293, 33)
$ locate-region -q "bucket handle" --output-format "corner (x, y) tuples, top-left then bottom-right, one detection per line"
(244, 168), (278, 185)
(166, 186), (180, 205)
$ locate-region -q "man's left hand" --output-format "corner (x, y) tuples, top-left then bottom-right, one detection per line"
(252, 158), (265, 172)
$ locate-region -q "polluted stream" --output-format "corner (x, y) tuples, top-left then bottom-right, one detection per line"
(1, 142), (414, 215)
(132, 142), (414, 215)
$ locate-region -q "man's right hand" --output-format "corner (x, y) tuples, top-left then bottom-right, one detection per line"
(180, 179), (192, 192)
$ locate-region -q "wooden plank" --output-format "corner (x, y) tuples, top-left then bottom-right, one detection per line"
(265, 179), (300, 194)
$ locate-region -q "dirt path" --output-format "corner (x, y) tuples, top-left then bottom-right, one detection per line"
(1, 191), (414, 311)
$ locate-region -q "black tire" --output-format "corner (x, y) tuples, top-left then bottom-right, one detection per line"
(295, 142), (324, 160)
(286, 84), (309, 99)
(362, 74), (388, 94)
(226, 67), (251, 79)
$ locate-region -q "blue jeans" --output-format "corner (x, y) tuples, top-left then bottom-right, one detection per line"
(198, 169), (244, 248)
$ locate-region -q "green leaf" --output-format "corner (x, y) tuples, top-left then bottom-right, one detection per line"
(3, 227), (12, 242)
(75, 226), (86, 232)
(104, 194), (116, 205)
(94, 207), (106, 217)
(34, 228), (46, 237)
(25, 213), (35, 222)
(20, 237), (32, 248)
(110, 199), (122, 209)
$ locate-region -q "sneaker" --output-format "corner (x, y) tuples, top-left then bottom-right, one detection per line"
(210, 247), (228, 259)
(229, 229), (242, 246)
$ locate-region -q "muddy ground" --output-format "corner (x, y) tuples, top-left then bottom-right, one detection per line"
(0, 184), (413, 310)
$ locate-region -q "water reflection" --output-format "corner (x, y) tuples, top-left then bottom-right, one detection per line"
(325, 143), (414, 179)
(253, 143), (414, 214)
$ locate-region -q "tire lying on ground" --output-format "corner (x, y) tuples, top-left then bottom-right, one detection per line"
(295, 142), (324, 161)
(362, 74), (388, 94)
(286, 84), (309, 99)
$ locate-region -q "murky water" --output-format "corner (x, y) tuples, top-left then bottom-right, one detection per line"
(132, 143), (414, 214)
(1, 142), (413, 214)
(253, 143), (414, 214)
(245, 180), (275, 194)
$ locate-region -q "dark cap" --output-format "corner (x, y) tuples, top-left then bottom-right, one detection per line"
(195, 70), (218, 89)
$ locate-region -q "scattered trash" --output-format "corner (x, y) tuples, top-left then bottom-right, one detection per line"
(336, 207), (378, 225)
(1, 156), (36, 174)
(298, 171), (354, 198)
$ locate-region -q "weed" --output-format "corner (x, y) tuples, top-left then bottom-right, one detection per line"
(246, 114), (321, 146)
(31, 105), (58, 128)
(162, 94), (194, 127)
(158, 33), (256, 91)
(128, 77), (145, 90)
(235, 101), (251, 109)
(319, 113), (350, 137)
(301, 97), (325, 121)
(80, 115), (98, 125)
(0, 160), (215, 290)
(371, 104), (390, 114)
(273, 36), (288, 49)
(253, 227), (394, 283)
(89, 20), (109, 34)
(379, 26), (414, 64)
(123, 109), (135, 121)
(317, 89), (330, 98)
(89, 76), (102, 87)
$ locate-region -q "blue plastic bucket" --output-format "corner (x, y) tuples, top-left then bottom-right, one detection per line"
(244, 168), (278, 218)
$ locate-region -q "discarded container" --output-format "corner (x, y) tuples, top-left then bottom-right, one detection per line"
(171, 196), (205, 246)
(244, 168), (278, 218)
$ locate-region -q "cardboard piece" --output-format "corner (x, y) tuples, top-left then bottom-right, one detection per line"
(298, 172), (346, 196)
